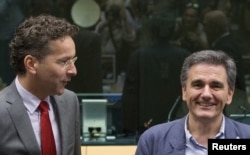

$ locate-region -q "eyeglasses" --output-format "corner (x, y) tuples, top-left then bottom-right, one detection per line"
(186, 2), (199, 9)
(58, 56), (78, 69)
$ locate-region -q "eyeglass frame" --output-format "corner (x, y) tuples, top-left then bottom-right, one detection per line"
(57, 56), (78, 69)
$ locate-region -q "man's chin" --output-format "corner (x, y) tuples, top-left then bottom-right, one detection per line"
(56, 88), (65, 95)
(195, 110), (215, 118)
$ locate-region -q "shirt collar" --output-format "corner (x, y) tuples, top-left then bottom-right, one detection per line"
(185, 114), (225, 141)
(15, 76), (50, 114)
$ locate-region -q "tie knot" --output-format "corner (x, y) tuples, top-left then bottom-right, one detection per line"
(39, 101), (49, 113)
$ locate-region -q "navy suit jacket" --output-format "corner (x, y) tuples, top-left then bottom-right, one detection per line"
(136, 115), (250, 155)
(0, 81), (81, 155)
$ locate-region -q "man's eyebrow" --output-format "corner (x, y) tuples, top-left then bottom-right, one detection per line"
(210, 80), (224, 87)
(191, 79), (202, 84)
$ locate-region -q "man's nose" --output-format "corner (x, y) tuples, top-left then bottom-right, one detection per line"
(201, 85), (213, 99)
(67, 64), (77, 76)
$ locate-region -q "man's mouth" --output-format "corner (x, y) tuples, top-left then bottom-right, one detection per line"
(198, 102), (215, 107)
(62, 81), (69, 85)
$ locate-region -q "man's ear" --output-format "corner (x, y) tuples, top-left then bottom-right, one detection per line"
(226, 87), (235, 105)
(24, 55), (38, 74)
(182, 86), (187, 102)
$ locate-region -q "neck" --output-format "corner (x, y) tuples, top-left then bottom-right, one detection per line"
(187, 114), (223, 147)
(18, 75), (48, 100)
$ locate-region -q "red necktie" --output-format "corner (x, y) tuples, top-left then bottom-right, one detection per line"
(39, 101), (57, 155)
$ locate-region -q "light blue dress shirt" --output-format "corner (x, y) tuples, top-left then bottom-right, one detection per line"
(184, 115), (225, 155)
(15, 77), (61, 155)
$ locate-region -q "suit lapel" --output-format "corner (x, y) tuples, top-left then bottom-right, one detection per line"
(7, 83), (40, 155)
(51, 92), (81, 155)
(224, 117), (240, 138)
(51, 96), (69, 155)
(167, 118), (186, 155)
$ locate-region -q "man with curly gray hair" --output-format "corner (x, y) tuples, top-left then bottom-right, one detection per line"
(0, 14), (81, 155)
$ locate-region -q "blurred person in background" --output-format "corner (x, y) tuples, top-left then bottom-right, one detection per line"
(171, 2), (208, 53)
(203, 9), (245, 91)
(0, 0), (24, 85)
(95, 0), (136, 77)
(122, 7), (190, 136)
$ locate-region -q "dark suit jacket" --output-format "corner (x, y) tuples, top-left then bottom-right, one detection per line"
(212, 34), (246, 91)
(0, 81), (81, 155)
(122, 43), (190, 133)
